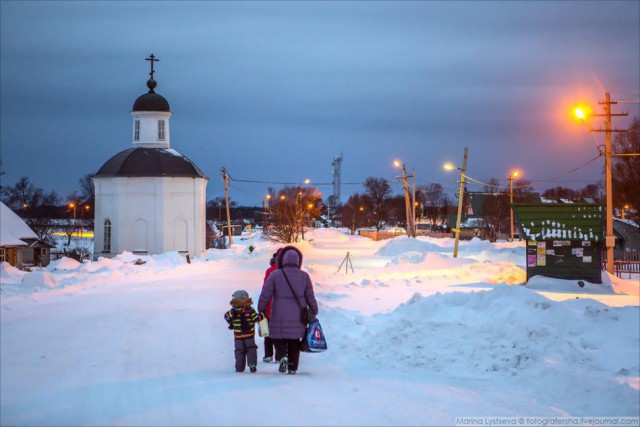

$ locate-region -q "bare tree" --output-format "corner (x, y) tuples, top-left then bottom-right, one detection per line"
(266, 186), (323, 243)
(478, 178), (508, 242)
(342, 193), (370, 234)
(418, 183), (446, 226)
(79, 173), (95, 206)
(363, 177), (391, 231)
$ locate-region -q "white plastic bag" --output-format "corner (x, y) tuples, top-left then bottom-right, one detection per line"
(258, 318), (269, 337)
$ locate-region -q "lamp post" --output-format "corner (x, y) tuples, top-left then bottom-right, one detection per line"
(394, 160), (415, 237)
(574, 93), (628, 274)
(298, 179), (310, 240)
(68, 202), (77, 236)
(263, 194), (271, 230)
(509, 170), (520, 242)
(349, 205), (364, 235)
(621, 204), (629, 220)
(444, 147), (468, 258)
(80, 204), (90, 238)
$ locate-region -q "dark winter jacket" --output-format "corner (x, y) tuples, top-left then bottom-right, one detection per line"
(224, 297), (264, 339)
(258, 246), (318, 340)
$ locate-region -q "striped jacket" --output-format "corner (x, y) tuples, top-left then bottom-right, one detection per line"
(224, 306), (264, 339)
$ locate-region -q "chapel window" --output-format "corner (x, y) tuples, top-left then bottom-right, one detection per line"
(158, 120), (165, 141)
(104, 219), (112, 253)
(134, 120), (140, 141)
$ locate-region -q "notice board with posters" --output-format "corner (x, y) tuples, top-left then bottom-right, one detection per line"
(513, 203), (603, 284)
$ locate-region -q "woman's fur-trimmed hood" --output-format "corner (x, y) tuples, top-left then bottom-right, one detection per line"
(276, 245), (303, 269)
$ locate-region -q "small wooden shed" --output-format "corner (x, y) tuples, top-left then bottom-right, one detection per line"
(1, 202), (53, 268)
(512, 203), (603, 284)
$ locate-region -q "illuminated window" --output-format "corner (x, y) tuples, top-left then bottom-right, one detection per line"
(134, 120), (140, 141)
(158, 120), (165, 140)
(104, 219), (111, 252)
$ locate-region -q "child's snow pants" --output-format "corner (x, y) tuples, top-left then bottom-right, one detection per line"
(234, 336), (258, 372)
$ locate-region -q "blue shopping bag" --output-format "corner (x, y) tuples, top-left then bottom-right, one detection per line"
(302, 319), (327, 352)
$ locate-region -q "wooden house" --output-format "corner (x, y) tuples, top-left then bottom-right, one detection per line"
(0, 202), (52, 268)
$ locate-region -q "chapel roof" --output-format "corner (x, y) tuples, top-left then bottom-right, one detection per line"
(94, 147), (206, 179)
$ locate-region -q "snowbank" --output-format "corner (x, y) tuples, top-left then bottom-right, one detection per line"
(1, 229), (638, 426)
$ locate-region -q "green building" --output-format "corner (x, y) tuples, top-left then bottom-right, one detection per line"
(512, 203), (604, 284)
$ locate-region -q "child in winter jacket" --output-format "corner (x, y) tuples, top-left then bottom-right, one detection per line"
(224, 289), (265, 373)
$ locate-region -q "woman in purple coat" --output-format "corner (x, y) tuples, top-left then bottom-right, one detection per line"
(258, 246), (318, 375)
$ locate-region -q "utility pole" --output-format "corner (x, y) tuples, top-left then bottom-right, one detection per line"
(509, 170), (520, 242)
(453, 148), (468, 258)
(590, 92), (627, 274)
(411, 167), (416, 237)
(221, 167), (233, 247)
(400, 164), (413, 237)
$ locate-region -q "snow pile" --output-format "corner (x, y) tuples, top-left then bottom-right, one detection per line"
(47, 257), (82, 272)
(351, 286), (639, 414)
(376, 235), (445, 256)
(0, 262), (27, 286)
(1, 229), (638, 426)
(525, 274), (616, 294)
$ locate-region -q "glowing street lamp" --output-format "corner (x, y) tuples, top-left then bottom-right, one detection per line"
(509, 170), (521, 242)
(68, 202), (77, 236)
(81, 204), (90, 237)
(443, 147), (469, 258)
(621, 204), (630, 220)
(572, 93), (628, 274)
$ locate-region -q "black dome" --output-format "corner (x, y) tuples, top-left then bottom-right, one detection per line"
(94, 148), (206, 178)
(132, 78), (170, 112)
(132, 92), (170, 112)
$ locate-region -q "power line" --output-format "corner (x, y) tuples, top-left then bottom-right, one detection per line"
(547, 154), (602, 181)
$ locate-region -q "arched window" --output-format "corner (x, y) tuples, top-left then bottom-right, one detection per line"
(134, 120), (140, 141)
(158, 120), (165, 140)
(104, 219), (112, 252)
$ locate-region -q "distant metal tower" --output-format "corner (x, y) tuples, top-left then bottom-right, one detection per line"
(331, 153), (343, 204)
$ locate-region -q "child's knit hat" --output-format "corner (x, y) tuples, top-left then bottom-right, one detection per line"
(230, 290), (252, 308)
(232, 290), (249, 299)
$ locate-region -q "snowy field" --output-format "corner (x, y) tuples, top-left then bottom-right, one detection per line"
(1, 229), (638, 426)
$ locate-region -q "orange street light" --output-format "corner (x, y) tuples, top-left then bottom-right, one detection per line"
(572, 92), (627, 274)
(509, 170), (522, 242)
(622, 204), (630, 220)
(68, 202), (77, 237)
(394, 159), (415, 237)
(443, 148), (469, 258)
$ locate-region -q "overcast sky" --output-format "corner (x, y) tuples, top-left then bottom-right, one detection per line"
(1, 1), (638, 206)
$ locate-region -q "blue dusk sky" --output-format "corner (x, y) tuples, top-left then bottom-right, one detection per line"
(1, 1), (638, 205)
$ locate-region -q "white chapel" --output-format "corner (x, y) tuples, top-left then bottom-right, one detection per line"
(92, 55), (208, 259)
